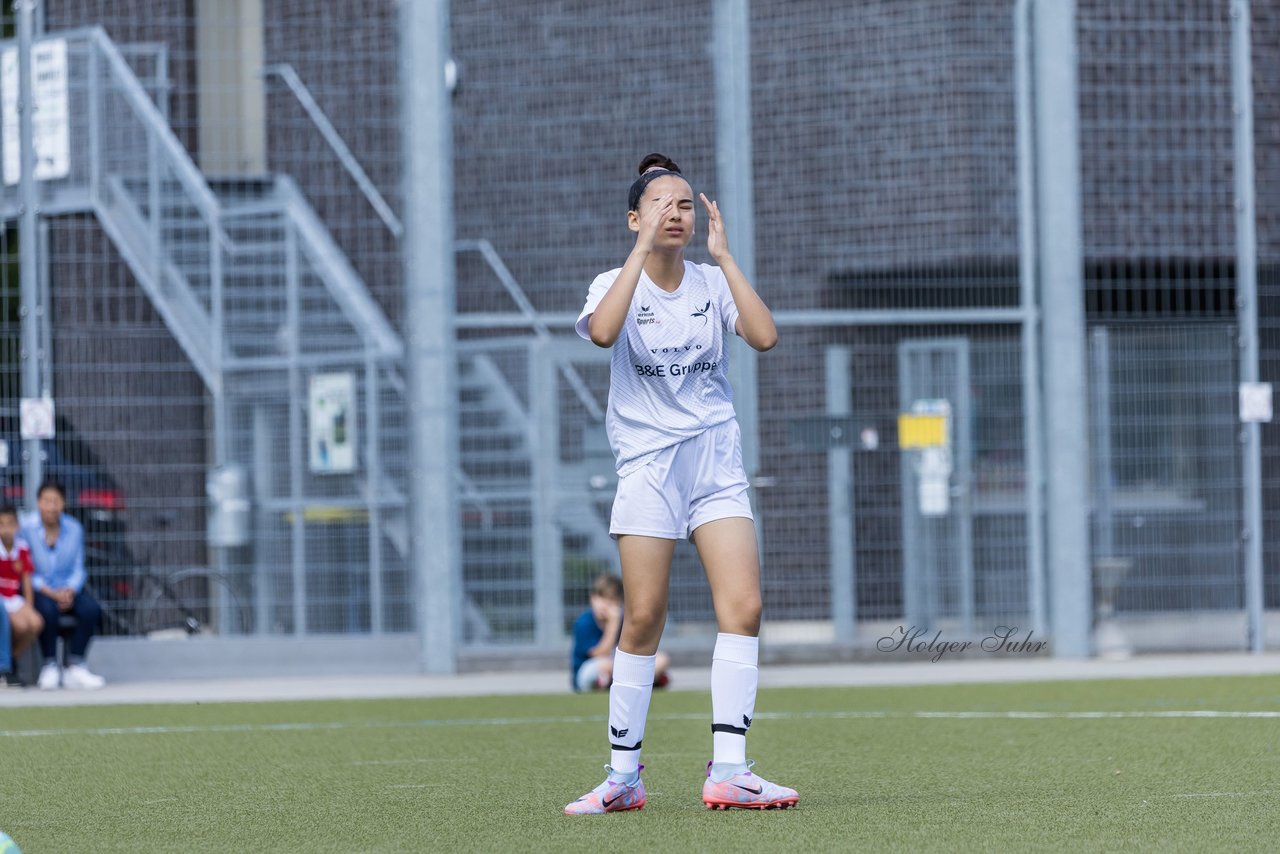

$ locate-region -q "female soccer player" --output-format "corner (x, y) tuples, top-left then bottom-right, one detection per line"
(564, 154), (798, 814)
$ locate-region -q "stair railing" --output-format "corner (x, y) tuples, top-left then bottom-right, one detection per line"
(261, 63), (403, 240)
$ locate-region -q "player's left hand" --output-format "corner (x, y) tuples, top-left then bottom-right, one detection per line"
(701, 193), (730, 262)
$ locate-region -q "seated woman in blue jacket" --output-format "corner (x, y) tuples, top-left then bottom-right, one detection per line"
(23, 479), (105, 690)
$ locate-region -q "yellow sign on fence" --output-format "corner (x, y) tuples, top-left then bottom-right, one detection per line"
(897, 413), (947, 449)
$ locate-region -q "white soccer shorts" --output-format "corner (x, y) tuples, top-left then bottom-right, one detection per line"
(609, 418), (753, 540)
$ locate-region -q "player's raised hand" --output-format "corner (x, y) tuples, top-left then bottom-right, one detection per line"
(635, 192), (675, 251)
(701, 193), (730, 262)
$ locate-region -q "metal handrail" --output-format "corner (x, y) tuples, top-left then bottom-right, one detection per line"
(117, 41), (171, 120)
(456, 238), (605, 422)
(91, 28), (223, 237)
(261, 63), (403, 239)
(274, 175), (404, 361)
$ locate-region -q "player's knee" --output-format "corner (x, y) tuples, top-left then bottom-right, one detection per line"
(729, 595), (762, 635)
(621, 606), (665, 645)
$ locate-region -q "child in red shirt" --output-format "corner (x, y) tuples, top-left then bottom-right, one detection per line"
(0, 504), (44, 666)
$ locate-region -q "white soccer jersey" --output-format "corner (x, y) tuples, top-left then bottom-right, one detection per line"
(576, 261), (741, 476)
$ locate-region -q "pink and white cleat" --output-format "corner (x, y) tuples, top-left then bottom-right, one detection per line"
(564, 766), (646, 815)
(702, 760), (799, 810)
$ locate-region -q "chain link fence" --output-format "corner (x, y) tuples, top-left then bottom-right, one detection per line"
(0, 1), (1274, 670)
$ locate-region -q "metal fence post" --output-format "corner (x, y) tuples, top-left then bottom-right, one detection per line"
(251, 404), (273, 634)
(529, 338), (563, 648)
(400, 0), (461, 673)
(284, 219), (306, 635)
(1014, 0), (1048, 637)
(87, 40), (100, 205)
(1089, 328), (1114, 559)
(712, 0), (762, 504)
(1033, 0), (1092, 657)
(17, 0), (43, 508)
(365, 356), (384, 634)
(824, 346), (856, 644)
(1231, 0), (1263, 653)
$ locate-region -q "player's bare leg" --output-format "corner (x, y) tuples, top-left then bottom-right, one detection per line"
(693, 517), (799, 810)
(565, 535), (674, 815)
(694, 517), (762, 637)
(617, 534), (676, 654)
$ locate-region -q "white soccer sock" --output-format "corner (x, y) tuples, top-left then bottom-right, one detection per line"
(608, 649), (656, 775)
(711, 632), (759, 767)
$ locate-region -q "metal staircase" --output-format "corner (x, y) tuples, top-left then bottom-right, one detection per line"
(1, 26), (614, 643)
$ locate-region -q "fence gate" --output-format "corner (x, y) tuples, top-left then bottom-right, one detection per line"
(898, 337), (976, 635)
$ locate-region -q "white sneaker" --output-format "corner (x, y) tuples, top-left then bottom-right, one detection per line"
(37, 662), (61, 690)
(63, 664), (105, 690)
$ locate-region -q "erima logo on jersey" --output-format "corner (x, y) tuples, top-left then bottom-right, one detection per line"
(635, 305), (658, 326)
(611, 725), (629, 739)
(743, 715), (752, 729)
(691, 300), (711, 324)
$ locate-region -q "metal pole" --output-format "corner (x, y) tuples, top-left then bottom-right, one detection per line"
(250, 405), (272, 634)
(209, 202), (232, 631)
(712, 0), (762, 494)
(1231, 0), (1263, 653)
(529, 339), (563, 648)
(897, 349), (923, 628)
(17, 0), (43, 509)
(285, 220), (306, 635)
(37, 218), (50, 396)
(1033, 0), (1092, 657)
(365, 356), (384, 634)
(955, 342), (975, 638)
(87, 37), (100, 203)
(400, 0), (461, 673)
(824, 347), (856, 644)
(1090, 328), (1114, 559)
(148, 134), (161, 277)
(1014, 0), (1048, 638)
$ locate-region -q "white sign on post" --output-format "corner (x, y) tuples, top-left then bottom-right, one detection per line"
(1239, 382), (1273, 424)
(309, 372), (357, 474)
(20, 396), (55, 440)
(2, 38), (71, 187)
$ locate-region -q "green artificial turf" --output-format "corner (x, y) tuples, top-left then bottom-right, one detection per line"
(1, 675), (1277, 852)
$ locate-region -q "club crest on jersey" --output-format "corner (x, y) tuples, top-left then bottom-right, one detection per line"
(691, 300), (711, 324)
(635, 304), (658, 326)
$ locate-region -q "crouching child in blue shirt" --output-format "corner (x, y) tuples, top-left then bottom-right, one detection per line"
(571, 573), (670, 693)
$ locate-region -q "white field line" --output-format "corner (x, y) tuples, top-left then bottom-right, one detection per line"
(909, 710), (1280, 719)
(352, 757), (453, 766)
(1168, 791), (1273, 799)
(2, 708), (1278, 739)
